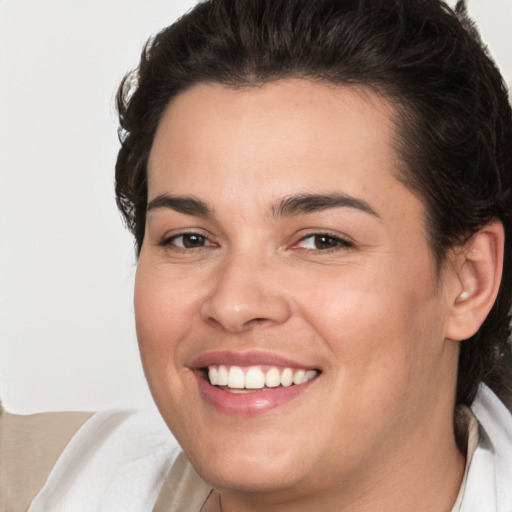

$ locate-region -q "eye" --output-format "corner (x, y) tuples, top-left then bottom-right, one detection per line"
(164, 232), (215, 249)
(296, 233), (353, 251)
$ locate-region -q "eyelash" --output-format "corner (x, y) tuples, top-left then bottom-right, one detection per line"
(160, 231), (354, 254)
(294, 232), (354, 253)
(160, 232), (215, 250)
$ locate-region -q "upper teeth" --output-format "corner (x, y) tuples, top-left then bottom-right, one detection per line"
(208, 365), (318, 389)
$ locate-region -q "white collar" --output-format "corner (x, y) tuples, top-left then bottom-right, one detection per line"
(453, 385), (512, 512)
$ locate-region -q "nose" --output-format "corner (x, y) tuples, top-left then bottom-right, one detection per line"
(200, 253), (291, 333)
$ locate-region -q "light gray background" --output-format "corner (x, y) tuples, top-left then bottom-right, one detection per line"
(1, 0), (511, 414)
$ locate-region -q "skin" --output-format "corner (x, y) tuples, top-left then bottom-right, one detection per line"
(136, 80), (468, 511)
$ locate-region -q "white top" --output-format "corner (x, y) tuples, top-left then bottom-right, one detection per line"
(27, 410), (182, 512)
(457, 385), (512, 511)
(28, 384), (512, 511)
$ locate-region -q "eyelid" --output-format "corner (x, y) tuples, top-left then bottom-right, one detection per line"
(159, 229), (217, 249)
(292, 230), (355, 252)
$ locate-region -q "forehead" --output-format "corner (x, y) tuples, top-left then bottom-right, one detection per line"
(148, 80), (401, 197)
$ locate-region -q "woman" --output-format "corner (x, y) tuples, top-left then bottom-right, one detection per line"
(20, 0), (512, 510)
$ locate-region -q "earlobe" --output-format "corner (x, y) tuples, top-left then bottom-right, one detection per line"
(446, 220), (504, 341)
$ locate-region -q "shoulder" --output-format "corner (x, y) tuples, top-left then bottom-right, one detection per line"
(1, 408), (210, 512)
(461, 385), (512, 512)
(0, 409), (93, 512)
(24, 409), (183, 512)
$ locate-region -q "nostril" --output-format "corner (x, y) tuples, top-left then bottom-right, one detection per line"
(200, 286), (292, 333)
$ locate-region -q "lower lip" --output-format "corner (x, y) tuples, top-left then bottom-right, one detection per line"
(194, 372), (317, 416)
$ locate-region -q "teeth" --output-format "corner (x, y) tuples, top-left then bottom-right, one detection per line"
(245, 367), (266, 389)
(304, 370), (317, 382)
(228, 366), (245, 389)
(293, 369), (305, 385)
(281, 368), (293, 387)
(265, 367), (281, 388)
(208, 366), (218, 385)
(207, 365), (318, 389)
(218, 365), (228, 385)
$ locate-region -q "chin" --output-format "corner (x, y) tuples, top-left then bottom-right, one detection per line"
(178, 425), (310, 493)
(194, 451), (302, 494)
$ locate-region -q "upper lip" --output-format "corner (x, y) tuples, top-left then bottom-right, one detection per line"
(190, 350), (320, 371)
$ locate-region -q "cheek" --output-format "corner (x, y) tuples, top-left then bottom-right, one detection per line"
(134, 261), (198, 371)
(133, 262), (203, 430)
(295, 256), (445, 378)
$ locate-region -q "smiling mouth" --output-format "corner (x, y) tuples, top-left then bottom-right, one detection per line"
(203, 365), (320, 392)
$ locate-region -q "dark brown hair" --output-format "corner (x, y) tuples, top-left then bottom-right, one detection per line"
(115, 0), (512, 409)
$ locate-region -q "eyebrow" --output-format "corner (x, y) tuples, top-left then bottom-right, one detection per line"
(147, 195), (212, 217)
(146, 192), (380, 220)
(272, 193), (380, 219)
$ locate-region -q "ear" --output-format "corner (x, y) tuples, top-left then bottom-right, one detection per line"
(446, 220), (504, 341)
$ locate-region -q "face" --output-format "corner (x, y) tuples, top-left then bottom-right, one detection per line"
(136, 80), (460, 500)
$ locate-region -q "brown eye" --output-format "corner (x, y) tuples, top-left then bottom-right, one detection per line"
(296, 233), (353, 251)
(312, 235), (340, 249)
(181, 234), (207, 248)
(165, 233), (214, 249)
